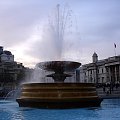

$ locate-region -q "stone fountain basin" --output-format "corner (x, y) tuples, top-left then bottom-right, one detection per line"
(16, 83), (102, 109)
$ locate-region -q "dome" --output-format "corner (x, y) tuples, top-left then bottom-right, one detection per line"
(3, 50), (12, 55)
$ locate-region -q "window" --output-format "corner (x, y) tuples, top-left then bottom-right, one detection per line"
(102, 68), (103, 73)
(102, 77), (104, 83)
(98, 69), (99, 73)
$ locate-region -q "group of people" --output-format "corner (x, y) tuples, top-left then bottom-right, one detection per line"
(102, 82), (120, 94)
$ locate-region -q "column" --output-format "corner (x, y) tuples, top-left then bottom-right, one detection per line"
(115, 65), (117, 83)
(108, 66), (111, 83)
(105, 67), (108, 83)
(118, 64), (120, 82)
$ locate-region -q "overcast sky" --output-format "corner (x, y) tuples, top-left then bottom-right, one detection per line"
(0, 0), (120, 68)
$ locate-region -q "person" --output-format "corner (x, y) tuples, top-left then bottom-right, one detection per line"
(115, 82), (119, 89)
(103, 85), (106, 92)
(106, 88), (109, 95)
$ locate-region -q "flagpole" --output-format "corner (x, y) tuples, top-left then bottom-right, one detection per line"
(114, 43), (116, 56)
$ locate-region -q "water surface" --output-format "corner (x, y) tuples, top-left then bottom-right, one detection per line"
(0, 99), (120, 120)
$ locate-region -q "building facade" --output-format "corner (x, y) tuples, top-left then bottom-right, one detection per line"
(79, 53), (120, 85)
(0, 46), (25, 96)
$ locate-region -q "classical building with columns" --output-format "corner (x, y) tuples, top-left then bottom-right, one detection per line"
(79, 53), (120, 84)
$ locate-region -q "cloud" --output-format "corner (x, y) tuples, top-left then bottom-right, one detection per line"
(0, 0), (51, 47)
(0, 0), (120, 67)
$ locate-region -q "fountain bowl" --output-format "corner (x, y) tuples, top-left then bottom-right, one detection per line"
(37, 61), (81, 72)
(36, 61), (81, 83)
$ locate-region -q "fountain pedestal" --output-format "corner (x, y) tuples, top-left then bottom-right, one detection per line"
(16, 61), (102, 108)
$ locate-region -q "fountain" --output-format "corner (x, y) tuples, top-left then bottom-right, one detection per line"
(16, 61), (102, 108)
(16, 4), (102, 108)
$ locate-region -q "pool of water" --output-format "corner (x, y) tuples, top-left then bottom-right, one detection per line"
(0, 99), (120, 120)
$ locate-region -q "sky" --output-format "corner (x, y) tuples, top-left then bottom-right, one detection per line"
(0, 0), (120, 68)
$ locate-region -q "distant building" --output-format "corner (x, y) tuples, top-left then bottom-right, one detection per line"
(79, 52), (120, 84)
(0, 46), (14, 62)
(0, 46), (25, 96)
